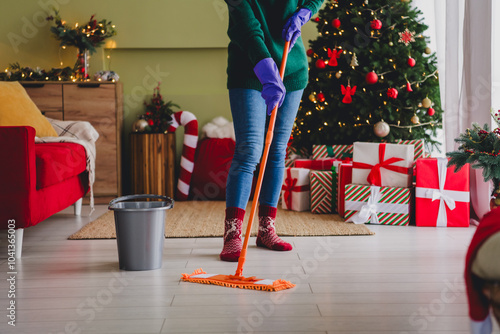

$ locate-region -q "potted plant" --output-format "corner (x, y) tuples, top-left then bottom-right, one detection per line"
(447, 109), (500, 208)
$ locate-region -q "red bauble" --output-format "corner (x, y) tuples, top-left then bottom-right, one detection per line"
(306, 48), (314, 57)
(332, 18), (341, 28)
(314, 17), (320, 22)
(365, 71), (378, 84)
(387, 88), (398, 99)
(427, 107), (435, 116)
(407, 57), (416, 67)
(147, 119), (154, 126)
(370, 19), (382, 30)
(317, 92), (325, 102)
(315, 59), (326, 69)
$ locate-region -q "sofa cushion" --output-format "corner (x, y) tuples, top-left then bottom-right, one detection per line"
(35, 143), (87, 189)
(0, 82), (58, 137)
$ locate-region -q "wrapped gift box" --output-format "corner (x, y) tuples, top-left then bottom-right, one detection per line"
(285, 159), (295, 168)
(352, 142), (414, 188)
(312, 144), (353, 159)
(295, 158), (338, 170)
(337, 162), (352, 218)
(415, 158), (470, 227)
(395, 139), (425, 160)
(286, 145), (309, 159)
(310, 167), (337, 214)
(344, 184), (411, 225)
(281, 167), (310, 211)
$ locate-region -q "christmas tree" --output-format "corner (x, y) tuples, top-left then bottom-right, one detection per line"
(292, 0), (442, 152)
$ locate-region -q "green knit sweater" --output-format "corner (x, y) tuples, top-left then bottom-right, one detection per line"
(225, 0), (324, 92)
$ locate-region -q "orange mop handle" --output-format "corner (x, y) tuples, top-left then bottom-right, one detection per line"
(235, 41), (290, 277)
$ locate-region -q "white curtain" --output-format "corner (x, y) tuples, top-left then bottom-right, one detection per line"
(414, 0), (492, 220)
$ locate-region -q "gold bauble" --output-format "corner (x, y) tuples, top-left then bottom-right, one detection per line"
(422, 97), (432, 108)
(411, 115), (420, 124)
(309, 93), (317, 102)
(374, 121), (390, 138)
(132, 119), (149, 132)
(424, 47), (432, 54)
(335, 71), (341, 79)
(389, 41), (394, 46)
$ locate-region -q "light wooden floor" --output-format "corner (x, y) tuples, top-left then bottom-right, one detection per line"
(0, 204), (499, 334)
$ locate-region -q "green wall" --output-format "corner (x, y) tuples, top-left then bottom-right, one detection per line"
(0, 0), (319, 193)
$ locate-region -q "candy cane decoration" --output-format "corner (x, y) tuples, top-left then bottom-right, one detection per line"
(167, 111), (198, 200)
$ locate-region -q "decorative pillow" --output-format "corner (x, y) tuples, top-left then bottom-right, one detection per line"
(0, 81), (58, 137)
(189, 138), (235, 200)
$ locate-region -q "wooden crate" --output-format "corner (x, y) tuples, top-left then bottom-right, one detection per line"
(130, 132), (176, 198)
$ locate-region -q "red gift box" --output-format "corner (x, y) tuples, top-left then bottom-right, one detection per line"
(294, 158), (338, 170)
(337, 162), (352, 217)
(415, 158), (470, 227)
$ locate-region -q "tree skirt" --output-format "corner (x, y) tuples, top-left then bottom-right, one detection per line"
(69, 201), (374, 239)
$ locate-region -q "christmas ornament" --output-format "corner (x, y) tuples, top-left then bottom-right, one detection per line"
(306, 48), (314, 57)
(315, 59), (326, 69)
(335, 71), (342, 79)
(132, 118), (148, 132)
(317, 92), (325, 102)
(370, 19), (382, 30)
(398, 28), (416, 46)
(327, 48), (342, 67)
(332, 18), (341, 28)
(350, 53), (359, 67)
(407, 57), (416, 67)
(422, 97), (432, 108)
(341, 84), (356, 104)
(427, 107), (435, 116)
(314, 17), (320, 22)
(387, 88), (398, 99)
(424, 47), (432, 54)
(406, 82), (413, 92)
(374, 121), (390, 138)
(388, 41), (394, 46)
(309, 93), (317, 102)
(366, 71), (378, 84)
(411, 115), (420, 124)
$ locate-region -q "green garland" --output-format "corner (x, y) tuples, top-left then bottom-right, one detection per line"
(0, 63), (75, 81)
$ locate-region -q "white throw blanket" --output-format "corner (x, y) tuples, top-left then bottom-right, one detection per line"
(35, 118), (99, 215)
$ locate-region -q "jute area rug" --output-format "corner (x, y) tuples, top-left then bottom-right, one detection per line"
(69, 201), (374, 239)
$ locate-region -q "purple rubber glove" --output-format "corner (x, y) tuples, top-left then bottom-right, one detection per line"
(282, 8), (311, 50)
(254, 58), (286, 116)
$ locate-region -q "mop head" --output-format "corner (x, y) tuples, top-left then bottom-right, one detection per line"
(181, 268), (295, 292)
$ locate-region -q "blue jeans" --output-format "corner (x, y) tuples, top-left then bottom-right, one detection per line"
(226, 88), (304, 209)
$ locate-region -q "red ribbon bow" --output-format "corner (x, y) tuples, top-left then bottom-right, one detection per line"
(282, 169), (310, 210)
(352, 143), (409, 186)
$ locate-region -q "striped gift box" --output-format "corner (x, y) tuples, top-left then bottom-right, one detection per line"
(310, 169), (337, 214)
(312, 144), (353, 159)
(395, 139), (425, 160)
(344, 184), (411, 226)
(286, 146), (309, 159)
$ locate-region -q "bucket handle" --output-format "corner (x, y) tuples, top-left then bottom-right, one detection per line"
(109, 194), (174, 210)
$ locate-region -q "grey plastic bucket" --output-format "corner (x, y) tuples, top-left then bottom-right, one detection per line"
(108, 194), (174, 271)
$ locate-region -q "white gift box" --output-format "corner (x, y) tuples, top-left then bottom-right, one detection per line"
(352, 142), (414, 188)
(281, 167), (310, 212)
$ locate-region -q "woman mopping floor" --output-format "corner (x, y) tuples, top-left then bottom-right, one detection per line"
(220, 0), (324, 262)
(182, 0), (325, 291)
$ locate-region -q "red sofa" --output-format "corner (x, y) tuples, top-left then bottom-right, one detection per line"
(0, 126), (89, 257)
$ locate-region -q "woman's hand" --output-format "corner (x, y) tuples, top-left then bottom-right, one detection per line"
(282, 8), (311, 50)
(254, 58), (286, 115)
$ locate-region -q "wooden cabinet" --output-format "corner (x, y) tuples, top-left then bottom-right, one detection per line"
(22, 82), (123, 204)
